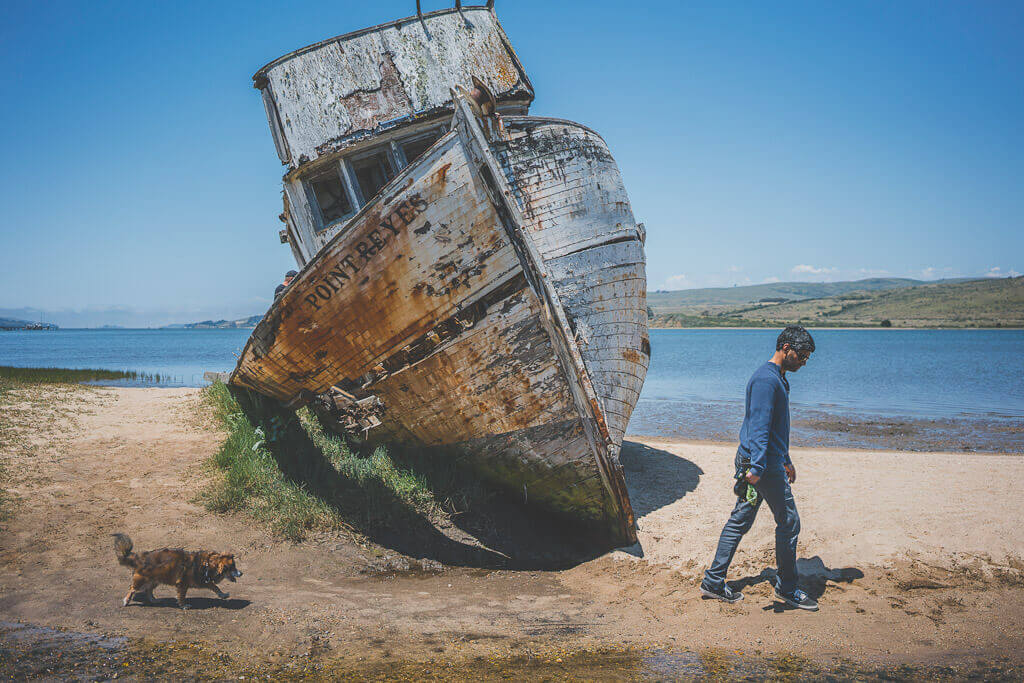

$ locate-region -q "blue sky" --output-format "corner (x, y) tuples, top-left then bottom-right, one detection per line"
(1, 1), (1021, 326)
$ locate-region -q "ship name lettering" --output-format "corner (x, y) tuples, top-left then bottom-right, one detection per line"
(302, 193), (429, 311)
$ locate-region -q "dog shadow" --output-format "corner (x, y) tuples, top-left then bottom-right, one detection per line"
(130, 597), (251, 611)
(729, 556), (864, 612)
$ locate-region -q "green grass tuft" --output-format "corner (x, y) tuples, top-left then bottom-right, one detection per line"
(199, 381), (491, 542)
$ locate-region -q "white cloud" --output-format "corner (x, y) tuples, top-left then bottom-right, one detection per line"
(986, 266), (1021, 278)
(662, 270), (752, 289)
(663, 274), (691, 289)
(791, 264), (838, 276)
(762, 276), (781, 284)
(919, 266), (958, 280)
(854, 267), (890, 277)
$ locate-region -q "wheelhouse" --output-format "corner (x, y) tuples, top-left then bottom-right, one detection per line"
(256, 5), (534, 265)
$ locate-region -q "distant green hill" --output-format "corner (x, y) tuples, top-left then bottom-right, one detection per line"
(650, 277), (1023, 328)
(162, 276), (1020, 331)
(647, 277), (971, 315)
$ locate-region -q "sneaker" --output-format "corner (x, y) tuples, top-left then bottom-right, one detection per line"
(774, 587), (819, 611)
(700, 583), (744, 603)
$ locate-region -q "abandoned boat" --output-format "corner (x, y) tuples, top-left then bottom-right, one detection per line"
(230, 4), (649, 545)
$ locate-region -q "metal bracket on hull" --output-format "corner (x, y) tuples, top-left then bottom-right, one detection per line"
(450, 88), (637, 545)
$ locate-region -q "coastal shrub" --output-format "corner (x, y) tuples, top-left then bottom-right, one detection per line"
(199, 381), (490, 542)
(0, 366), (166, 385)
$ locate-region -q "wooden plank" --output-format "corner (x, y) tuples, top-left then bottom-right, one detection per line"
(453, 98), (637, 543)
(232, 132), (523, 402)
(497, 118), (639, 260)
(368, 287), (575, 446)
(538, 241), (649, 440)
(258, 8), (533, 168)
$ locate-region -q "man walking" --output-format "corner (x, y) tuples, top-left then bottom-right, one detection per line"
(700, 325), (818, 611)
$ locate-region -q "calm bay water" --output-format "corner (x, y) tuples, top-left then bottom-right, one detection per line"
(641, 328), (1024, 419)
(0, 329), (251, 387)
(631, 329), (1024, 451)
(2, 328), (1022, 450)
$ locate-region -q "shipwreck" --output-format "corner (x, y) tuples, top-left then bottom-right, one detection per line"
(231, 3), (649, 545)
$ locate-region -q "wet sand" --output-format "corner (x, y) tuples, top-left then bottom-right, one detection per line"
(631, 399), (1024, 454)
(1, 386), (1022, 679)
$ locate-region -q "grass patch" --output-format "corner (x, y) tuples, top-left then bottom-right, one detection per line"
(0, 366), (170, 384)
(198, 381), (492, 543)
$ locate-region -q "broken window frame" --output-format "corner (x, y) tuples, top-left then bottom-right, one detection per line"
(304, 162), (357, 234)
(299, 127), (447, 237)
(347, 146), (400, 205)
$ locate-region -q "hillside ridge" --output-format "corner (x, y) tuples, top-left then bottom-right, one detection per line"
(650, 276), (1023, 328)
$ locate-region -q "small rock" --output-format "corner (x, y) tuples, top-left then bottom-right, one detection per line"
(418, 558), (444, 573)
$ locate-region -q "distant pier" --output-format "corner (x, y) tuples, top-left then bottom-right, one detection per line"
(0, 322), (58, 331)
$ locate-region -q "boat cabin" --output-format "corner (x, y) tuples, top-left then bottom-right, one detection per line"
(254, 5), (534, 264)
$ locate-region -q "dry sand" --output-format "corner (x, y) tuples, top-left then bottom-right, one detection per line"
(1, 386), (1022, 677)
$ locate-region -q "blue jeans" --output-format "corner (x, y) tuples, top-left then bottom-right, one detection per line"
(702, 454), (801, 595)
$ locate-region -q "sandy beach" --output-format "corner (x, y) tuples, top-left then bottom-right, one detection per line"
(2, 385), (1022, 678)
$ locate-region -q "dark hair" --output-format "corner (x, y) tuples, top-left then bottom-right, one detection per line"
(776, 325), (815, 353)
(285, 270), (298, 278)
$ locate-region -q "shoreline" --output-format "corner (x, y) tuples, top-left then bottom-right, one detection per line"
(2, 383), (1023, 677)
(4, 327), (1019, 333)
(54, 385), (1024, 455)
(649, 325), (1024, 330)
(627, 433), (1024, 457)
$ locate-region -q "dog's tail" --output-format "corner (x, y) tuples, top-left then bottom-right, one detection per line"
(112, 533), (137, 568)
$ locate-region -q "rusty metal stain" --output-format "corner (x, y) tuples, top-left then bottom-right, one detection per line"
(433, 162), (452, 184)
(232, 130), (521, 403)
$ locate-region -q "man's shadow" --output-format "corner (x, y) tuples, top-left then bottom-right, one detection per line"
(729, 556), (864, 611)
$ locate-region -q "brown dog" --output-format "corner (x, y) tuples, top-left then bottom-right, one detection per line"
(112, 534), (242, 609)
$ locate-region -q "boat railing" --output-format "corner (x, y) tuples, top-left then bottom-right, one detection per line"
(416, 1), (495, 19)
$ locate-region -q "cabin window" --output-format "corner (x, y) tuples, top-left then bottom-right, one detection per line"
(350, 151), (396, 202)
(307, 166), (354, 228)
(399, 130), (443, 166)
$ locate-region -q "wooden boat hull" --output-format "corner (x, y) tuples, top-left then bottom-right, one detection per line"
(231, 99), (648, 544)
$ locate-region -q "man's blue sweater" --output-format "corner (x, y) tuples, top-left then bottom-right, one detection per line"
(737, 361), (792, 477)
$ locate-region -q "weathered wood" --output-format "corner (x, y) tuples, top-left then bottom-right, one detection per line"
(452, 95), (635, 540)
(234, 11), (648, 545)
(500, 124), (649, 449)
(255, 7), (533, 169)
